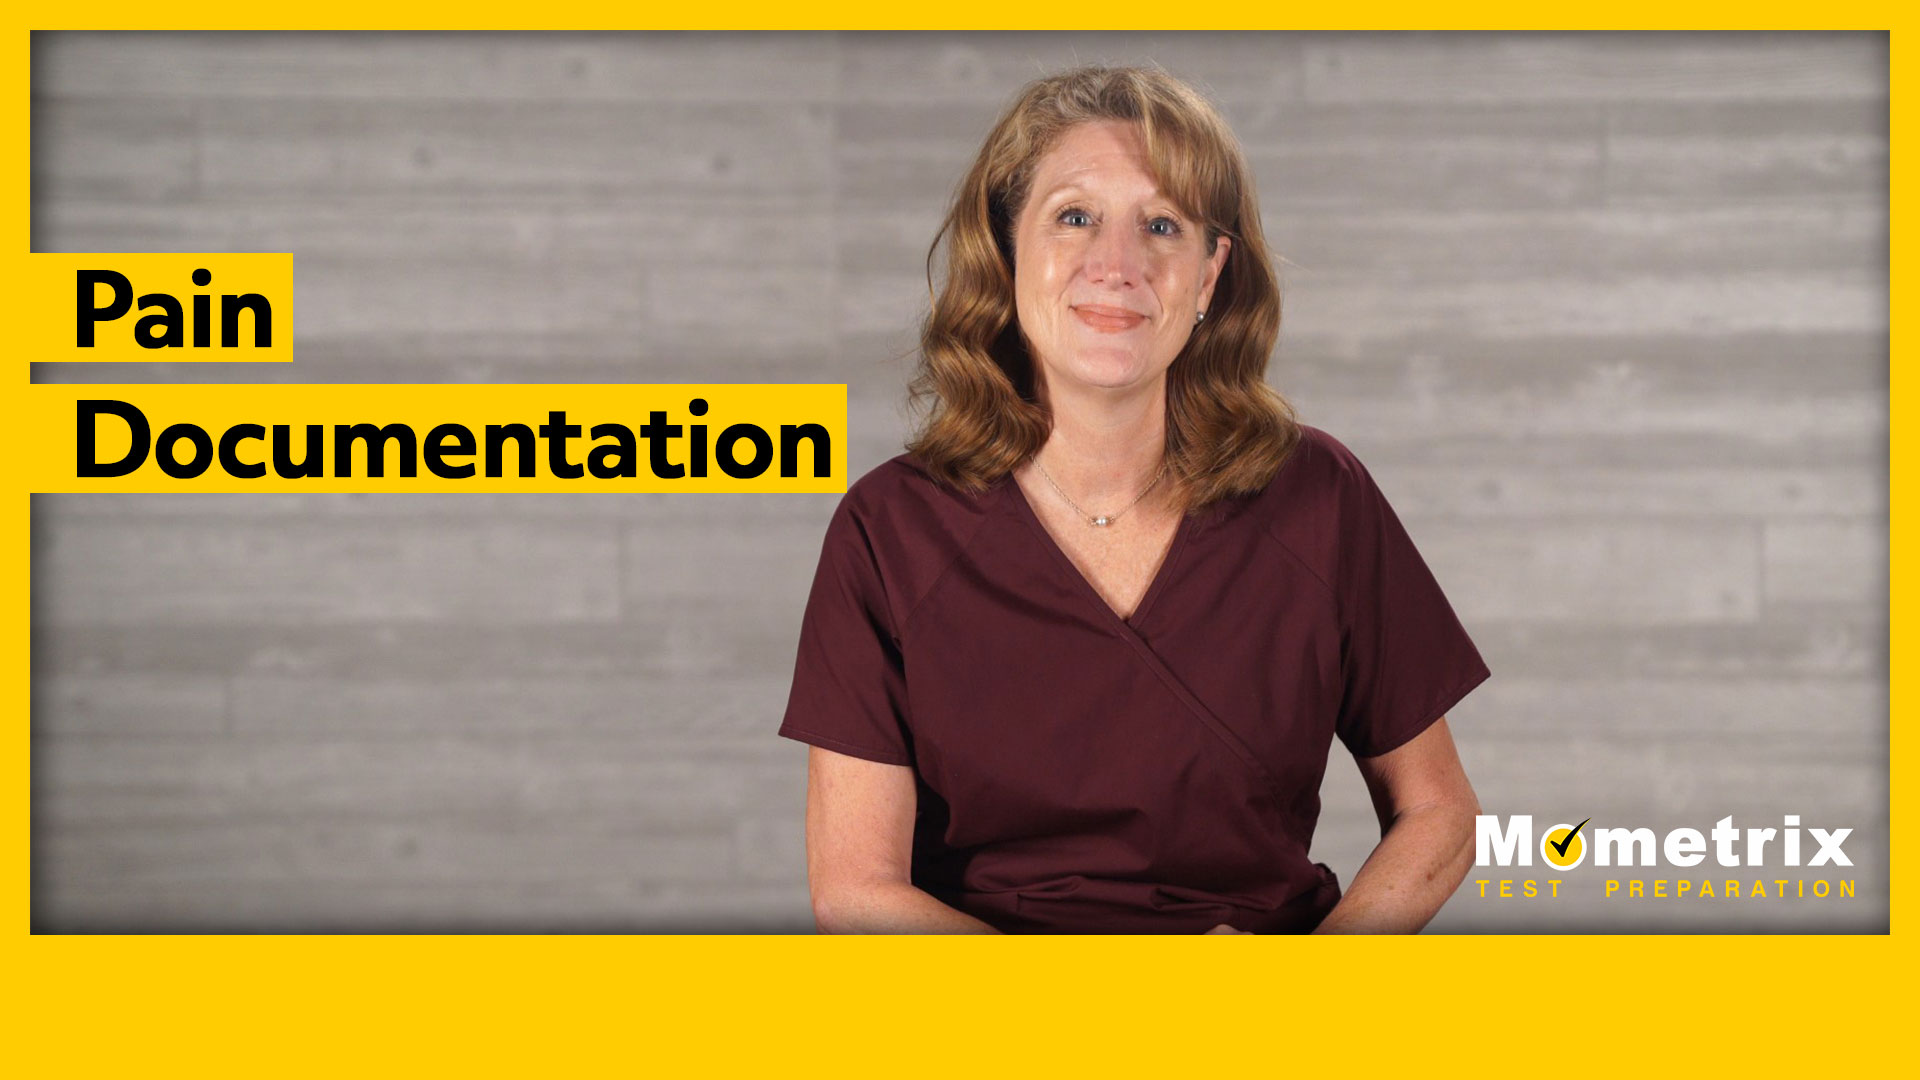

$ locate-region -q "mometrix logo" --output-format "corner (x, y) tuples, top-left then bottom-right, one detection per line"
(1541, 818), (1589, 871)
(1476, 815), (1852, 869)
(1472, 814), (1858, 902)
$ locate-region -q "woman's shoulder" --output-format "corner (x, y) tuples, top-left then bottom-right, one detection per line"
(1235, 423), (1392, 581)
(1244, 422), (1378, 514)
(837, 451), (1004, 536)
(818, 451), (1006, 628)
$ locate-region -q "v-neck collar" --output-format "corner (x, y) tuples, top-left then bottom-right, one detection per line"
(997, 470), (1194, 634)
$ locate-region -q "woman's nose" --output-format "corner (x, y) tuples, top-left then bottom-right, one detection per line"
(1084, 223), (1147, 287)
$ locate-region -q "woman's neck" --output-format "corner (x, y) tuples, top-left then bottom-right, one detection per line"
(1030, 375), (1169, 507)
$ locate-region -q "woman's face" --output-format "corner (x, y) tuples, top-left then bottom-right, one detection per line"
(1011, 119), (1231, 400)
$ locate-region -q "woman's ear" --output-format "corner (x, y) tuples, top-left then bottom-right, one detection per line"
(1198, 235), (1232, 315)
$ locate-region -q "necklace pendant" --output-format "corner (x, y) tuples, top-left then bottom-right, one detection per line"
(1091, 516), (1111, 527)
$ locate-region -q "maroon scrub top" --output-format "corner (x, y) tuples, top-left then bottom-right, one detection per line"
(778, 424), (1490, 933)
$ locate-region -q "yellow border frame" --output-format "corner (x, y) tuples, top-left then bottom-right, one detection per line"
(9, 14), (1903, 1073)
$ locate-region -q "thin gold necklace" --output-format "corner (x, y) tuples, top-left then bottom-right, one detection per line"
(1033, 456), (1169, 527)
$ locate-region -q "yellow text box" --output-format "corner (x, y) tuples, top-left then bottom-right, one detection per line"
(25, 253), (293, 363)
(22, 383), (846, 492)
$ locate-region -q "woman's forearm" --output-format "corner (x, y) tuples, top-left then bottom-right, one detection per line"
(1312, 802), (1478, 934)
(812, 880), (1001, 934)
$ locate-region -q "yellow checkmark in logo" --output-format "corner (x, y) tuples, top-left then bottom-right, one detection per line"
(1541, 818), (1590, 870)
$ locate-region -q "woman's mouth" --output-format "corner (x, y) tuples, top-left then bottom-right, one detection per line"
(1073, 305), (1147, 332)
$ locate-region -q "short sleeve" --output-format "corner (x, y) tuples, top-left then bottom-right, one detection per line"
(1330, 443), (1491, 759)
(777, 496), (915, 767)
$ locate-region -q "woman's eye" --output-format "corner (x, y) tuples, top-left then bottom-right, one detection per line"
(1058, 208), (1093, 227)
(1147, 217), (1183, 237)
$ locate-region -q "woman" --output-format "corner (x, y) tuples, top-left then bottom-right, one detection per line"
(778, 65), (1489, 933)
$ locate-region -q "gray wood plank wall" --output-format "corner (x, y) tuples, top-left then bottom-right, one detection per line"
(30, 31), (1887, 932)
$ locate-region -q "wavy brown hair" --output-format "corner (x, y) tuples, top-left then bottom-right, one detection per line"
(905, 63), (1300, 510)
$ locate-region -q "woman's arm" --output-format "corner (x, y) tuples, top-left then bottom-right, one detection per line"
(1311, 717), (1480, 934)
(803, 745), (1000, 933)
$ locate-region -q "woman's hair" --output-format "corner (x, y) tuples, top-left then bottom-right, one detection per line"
(905, 63), (1300, 510)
